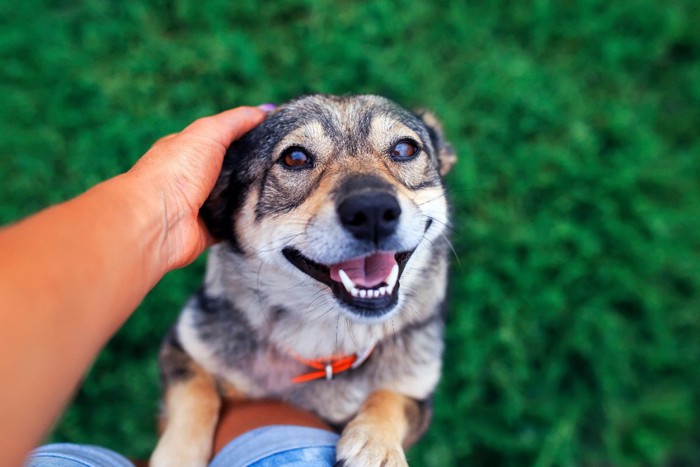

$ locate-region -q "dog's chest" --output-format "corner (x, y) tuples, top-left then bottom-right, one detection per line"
(233, 344), (373, 424)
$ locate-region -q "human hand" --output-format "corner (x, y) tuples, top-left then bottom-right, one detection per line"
(124, 106), (267, 272)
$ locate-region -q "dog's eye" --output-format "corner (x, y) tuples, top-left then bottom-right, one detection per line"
(281, 147), (313, 169)
(390, 140), (420, 161)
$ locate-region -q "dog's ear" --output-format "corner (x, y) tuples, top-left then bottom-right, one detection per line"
(200, 156), (236, 242)
(415, 110), (457, 176)
(200, 143), (257, 253)
(200, 133), (262, 252)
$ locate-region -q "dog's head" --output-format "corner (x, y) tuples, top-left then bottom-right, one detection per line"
(203, 95), (456, 323)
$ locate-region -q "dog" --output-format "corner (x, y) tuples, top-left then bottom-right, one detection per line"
(150, 94), (456, 466)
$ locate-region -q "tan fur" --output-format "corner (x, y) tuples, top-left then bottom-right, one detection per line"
(415, 110), (456, 175)
(336, 390), (414, 466)
(150, 365), (220, 467)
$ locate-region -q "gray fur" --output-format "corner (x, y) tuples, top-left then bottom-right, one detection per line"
(156, 94), (456, 465)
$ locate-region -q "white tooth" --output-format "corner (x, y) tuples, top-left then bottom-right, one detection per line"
(378, 287), (387, 296)
(338, 269), (356, 294)
(369, 290), (377, 299)
(359, 289), (367, 298)
(351, 288), (359, 297)
(385, 264), (399, 294)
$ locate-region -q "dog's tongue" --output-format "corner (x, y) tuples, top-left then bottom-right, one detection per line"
(329, 252), (397, 288)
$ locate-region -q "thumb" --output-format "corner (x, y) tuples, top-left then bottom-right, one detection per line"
(180, 106), (267, 150)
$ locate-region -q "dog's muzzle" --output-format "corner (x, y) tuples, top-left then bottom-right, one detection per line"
(285, 183), (418, 318)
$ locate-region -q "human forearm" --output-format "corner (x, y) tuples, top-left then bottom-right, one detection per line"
(0, 174), (172, 464)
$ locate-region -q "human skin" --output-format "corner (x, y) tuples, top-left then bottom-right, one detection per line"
(0, 106), (328, 466)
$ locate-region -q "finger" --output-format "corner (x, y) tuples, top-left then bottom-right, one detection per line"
(180, 106), (267, 149)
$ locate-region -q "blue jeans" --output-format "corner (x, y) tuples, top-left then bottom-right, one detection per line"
(26, 426), (339, 466)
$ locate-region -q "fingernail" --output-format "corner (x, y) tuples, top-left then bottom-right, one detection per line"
(257, 103), (277, 113)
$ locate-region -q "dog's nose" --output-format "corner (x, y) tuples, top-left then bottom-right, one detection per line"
(337, 192), (401, 244)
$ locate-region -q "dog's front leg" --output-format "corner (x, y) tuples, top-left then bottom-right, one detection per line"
(150, 347), (221, 467)
(336, 389), (431, 467)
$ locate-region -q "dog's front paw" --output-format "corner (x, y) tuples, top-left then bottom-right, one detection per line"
(335, 422), (408, 467)
(150, 439), (209, 467)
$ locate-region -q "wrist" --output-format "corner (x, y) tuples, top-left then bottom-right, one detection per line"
(90, 174), (173, 280)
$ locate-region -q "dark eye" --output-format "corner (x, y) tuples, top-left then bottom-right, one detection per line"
(281, 147), (313, 169)
(390, 140), (420, 161)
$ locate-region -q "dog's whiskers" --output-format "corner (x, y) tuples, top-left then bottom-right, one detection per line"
(439, 230), (462, 269)
(423, 215), (455, 234)
(251, 232), (305, 255)
(303, 293), (331, 319)
(335, 314), (342, 354)
(346, 317), (359, 348)
(416, 215), (462, 270)
(411, 190), (447, 207)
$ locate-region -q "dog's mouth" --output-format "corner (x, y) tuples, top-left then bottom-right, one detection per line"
(282, 247), (414, 317)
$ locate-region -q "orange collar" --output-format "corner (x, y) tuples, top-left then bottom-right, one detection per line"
(289, 346), (374, 384)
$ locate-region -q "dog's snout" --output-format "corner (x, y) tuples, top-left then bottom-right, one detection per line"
(337, 192), (401, 244)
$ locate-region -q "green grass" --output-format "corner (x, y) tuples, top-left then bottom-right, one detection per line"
(2, 0), (700, 464)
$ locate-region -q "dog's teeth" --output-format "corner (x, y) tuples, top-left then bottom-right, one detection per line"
(338, 269), (356, 294)
(385, 264), (399, 294)
(340, 268), (399, 300)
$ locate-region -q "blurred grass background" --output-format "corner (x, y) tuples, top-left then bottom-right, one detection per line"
(2, 0), (700, 464)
